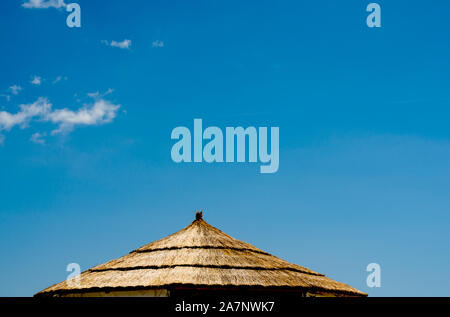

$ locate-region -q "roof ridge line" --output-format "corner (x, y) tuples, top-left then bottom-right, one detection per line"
(88, 264), (325, 276)
(131, 245), (271, 255)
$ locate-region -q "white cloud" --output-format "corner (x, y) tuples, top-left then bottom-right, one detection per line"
(0, 97), (51, 131)
(22, 0), (66, 9)
(48, 99), (120, 135)
(31, 75), (42, 85)
(152, 40), (164, 48)
(31, 132), (46, 144)
(0, 97), (120, 142)
(9, 85), (22, 95)
(103, 39), (132, 50)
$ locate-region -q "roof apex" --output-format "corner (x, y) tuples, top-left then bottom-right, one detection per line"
(195, 210), (203, 221)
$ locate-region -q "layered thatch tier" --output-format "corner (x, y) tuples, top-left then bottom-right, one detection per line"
(36, 213), (367, 297)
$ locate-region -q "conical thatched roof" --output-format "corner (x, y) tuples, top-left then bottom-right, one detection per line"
(36, 212), (367, 297)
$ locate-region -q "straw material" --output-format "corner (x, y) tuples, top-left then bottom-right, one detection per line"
(36, 215), (367, 297)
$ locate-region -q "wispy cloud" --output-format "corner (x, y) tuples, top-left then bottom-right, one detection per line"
(31, 75), (42, 85)
(152, 40), (164, 48)
(0, 134), (4, 146)
(87, 88), (114, 99)
(9, 85), (22, 95)
(22, 0), (66, 9)
(0, 96), (121, 142)
(102, 39), (132, 50)
(52, 76), (67, 84)
(31, 132), (46, 144)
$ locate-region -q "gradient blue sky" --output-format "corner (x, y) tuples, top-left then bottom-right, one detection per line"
(1, 0), (449, 296)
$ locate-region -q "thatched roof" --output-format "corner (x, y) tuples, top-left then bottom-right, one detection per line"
(36, 212), (367, 297)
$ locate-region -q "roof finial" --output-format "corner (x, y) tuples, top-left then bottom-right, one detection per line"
(195, 210), (203, 221)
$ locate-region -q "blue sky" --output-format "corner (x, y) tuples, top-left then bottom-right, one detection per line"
(0, 0), (449, 296)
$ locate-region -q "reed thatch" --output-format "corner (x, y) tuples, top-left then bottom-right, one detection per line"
(36, 212), (367, 297)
